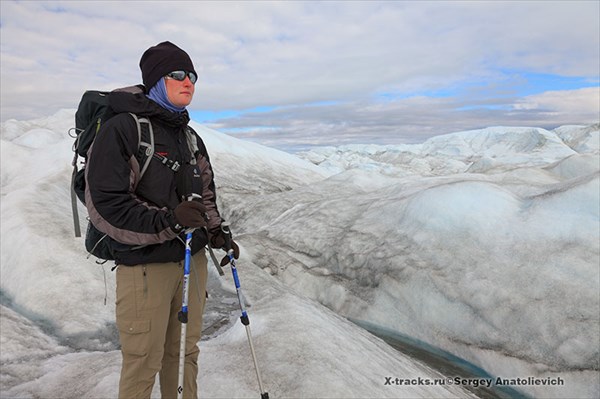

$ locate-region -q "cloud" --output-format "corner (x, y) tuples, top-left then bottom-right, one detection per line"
(513, 87), (599, 114)
(209, 87), (599, 152)
(1, 0), (598, 149)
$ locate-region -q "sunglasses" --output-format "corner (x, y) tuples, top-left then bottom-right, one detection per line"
(166, 70), (197, 84)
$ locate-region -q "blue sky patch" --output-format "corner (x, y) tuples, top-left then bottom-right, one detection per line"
(374, 70), (599, 103)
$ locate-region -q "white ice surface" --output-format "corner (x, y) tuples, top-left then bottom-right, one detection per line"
(1, 113), (598, 398)
(232, 124), (600, 398)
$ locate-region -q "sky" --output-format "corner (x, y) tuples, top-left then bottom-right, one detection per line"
(1, 0), (599, 151)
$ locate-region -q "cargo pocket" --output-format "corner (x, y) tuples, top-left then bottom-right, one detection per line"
(117, 319), (151, 356)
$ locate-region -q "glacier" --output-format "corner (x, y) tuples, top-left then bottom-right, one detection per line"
(1, 109), (598, 398)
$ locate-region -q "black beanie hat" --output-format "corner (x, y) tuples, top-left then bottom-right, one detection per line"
(139, 41), (196, 90)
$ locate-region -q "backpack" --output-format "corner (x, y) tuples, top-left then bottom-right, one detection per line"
(69, 89), (155, 238)
(69, 87), (200, 261)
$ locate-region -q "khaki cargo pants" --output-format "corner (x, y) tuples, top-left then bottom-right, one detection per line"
(115, 251), (208, 399)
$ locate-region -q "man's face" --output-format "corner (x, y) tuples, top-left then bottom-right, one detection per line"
(165, 74), (195, 107)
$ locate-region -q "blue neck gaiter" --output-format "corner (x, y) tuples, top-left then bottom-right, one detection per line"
(147, 78), (186, 113)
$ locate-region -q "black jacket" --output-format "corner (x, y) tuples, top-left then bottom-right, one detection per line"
(85, 86), (222, 265)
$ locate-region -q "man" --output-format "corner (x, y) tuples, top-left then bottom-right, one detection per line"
(85, 41), (238, 398)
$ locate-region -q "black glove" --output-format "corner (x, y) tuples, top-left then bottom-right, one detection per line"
(173, 201), (208, 229)
(210, 228), (240, 266)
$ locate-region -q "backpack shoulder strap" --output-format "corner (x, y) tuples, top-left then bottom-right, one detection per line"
(129, 113), (154, 179)
(185, 126), (200, 165)
(127, 115), (197, 176)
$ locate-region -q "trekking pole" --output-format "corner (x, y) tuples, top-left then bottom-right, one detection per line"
(177, 229), (193, 399)
(177, 193), (202, 399)
(221, 222), (269, 399)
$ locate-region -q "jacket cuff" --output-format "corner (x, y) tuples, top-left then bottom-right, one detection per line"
(167, 211), (184, 234)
